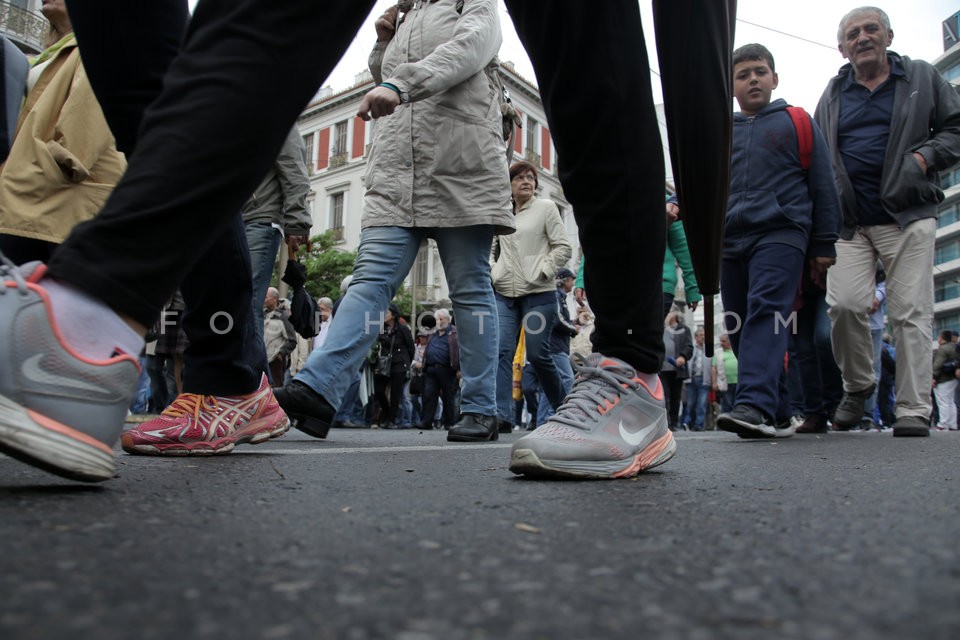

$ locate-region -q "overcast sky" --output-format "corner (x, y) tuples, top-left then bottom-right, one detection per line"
(187, 1), (957, 113)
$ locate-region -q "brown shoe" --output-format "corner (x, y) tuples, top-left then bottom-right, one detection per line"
(796, 414), (829, 434)
(893, 415), (930, 437)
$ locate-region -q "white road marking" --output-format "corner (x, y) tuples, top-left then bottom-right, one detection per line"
(236, 443), (514, 455)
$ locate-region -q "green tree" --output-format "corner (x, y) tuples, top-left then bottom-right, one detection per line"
(292, 230), (413, 317)
(298, 230), (357, 301)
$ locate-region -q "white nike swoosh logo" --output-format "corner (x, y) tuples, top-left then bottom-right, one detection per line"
(619, 420), (658, 447)
(21, 354), (109, 394)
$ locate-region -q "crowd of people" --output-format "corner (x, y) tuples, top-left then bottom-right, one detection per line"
(0, 2), (957, 486)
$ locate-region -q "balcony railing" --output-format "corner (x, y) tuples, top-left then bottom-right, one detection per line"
(524, 148), (541, 166)
(329, 152), (348, 169)
(329, 226), (344, 242)
(0, 2), (47, 54)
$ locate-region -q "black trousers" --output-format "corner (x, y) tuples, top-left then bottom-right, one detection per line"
(374, 370), (406, 425)
(56, 0), (315, 395)
(660, 371), (684, 428)
(47, 0), (729, 380)
(420, 365), (460, 428)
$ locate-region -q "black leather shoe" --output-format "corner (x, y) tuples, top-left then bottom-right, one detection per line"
(447, 413), (498, 442)
(893, 415), (930, 437)
(498, 419), (514, 435)
(273, 381), (335, 439)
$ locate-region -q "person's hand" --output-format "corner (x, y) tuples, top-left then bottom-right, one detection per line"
(358, 86), (402, 121)
(286, 235), (308, 255)
(913, 152), (928, 174)
(574, 287), (585, 305)
(666, 202), (680, 223)
(871, 296), (881, 314)
(675, 356), (686, 368)
(811, 256), (836, 274)
(375, 5), (399, 42)
(689, 301), (698, 312)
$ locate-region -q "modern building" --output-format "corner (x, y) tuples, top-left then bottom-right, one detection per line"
(295, 61), (577, 310)
(0, 0), (46, 54)
(932, 9), (960, 335)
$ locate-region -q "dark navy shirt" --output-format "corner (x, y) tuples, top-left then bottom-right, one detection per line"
(425, 328), (451, 366)
(837, 57), (904, 227)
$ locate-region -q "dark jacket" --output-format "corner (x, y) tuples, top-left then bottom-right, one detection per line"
(378, 320), (415, 372)
(424, 324), (460, 370)
(933, 341), (959, 384)
(814, 53), (960, 239)
(726, 98), (841, 259)
(548, 286), (578, 353)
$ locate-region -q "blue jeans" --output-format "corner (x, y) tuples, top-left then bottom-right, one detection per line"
(863, 327), (883, 422)
(720, 383), (737, 413)
(495, 292), (564, 423)
(536, 350), (574, 426)
(129, 355), (152, 414)
(296, 225), (497, 416)
(333, 373), (366, 425)
(682, 376), (709, 430)
(246, 221), (283, 346)
(146, 353), (177, 412)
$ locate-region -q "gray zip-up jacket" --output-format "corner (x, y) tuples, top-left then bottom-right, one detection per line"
(241, 127), (312, 236)
(364, 0), (513, 234)
(814, 52), (960, 239)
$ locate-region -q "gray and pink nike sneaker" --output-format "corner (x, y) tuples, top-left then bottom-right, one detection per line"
(510, 353), (676, 479)
(0, 258), (139, 482)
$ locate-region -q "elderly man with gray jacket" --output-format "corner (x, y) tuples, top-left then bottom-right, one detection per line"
(275, 0), (514, 443)
(814, 6), (960, 437)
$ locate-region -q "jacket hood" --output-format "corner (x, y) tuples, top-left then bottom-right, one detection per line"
(734, 98), (788, 122)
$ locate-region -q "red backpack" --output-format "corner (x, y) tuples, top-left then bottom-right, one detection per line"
(785, 106), (813, 172)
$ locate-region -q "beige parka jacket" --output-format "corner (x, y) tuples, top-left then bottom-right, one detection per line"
(491, 196), (572, 298)
(0, 37), (125, 244)
(365, 0), (514, 234)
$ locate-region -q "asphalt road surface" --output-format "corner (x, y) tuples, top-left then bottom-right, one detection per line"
(1, 427), (958, 640)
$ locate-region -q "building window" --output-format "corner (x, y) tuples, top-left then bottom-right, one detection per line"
(935, 237), (960, 265)
(940, 202), (960, 228)
(942, 166), (960, 190)
(331, 120), (348, 167)
(329, 192), (345, 240)
(935, 278), (960, 303)
(524, 115), (540, 165)
(936, 313), (960, 337)
(302, 133), (315, 176)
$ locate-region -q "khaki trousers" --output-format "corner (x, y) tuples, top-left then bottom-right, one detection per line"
(826, 219), (935, 420)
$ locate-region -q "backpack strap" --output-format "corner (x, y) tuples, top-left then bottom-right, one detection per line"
(785, 106), (813, 172)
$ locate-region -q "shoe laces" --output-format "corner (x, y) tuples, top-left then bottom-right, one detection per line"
(0, 252), (28, 296)
(550, 353), (640, 431)
(162, 393), (222, 421)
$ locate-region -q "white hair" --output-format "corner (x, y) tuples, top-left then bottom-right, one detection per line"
(837, 6), (891, 43)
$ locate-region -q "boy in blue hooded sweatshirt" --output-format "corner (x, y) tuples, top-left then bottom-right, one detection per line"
(716, 43), (842, 438)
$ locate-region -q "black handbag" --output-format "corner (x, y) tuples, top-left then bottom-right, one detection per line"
(281, 259), (318, 339)
(375, 334), (395, 377)
(408, 369), (424, 395)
